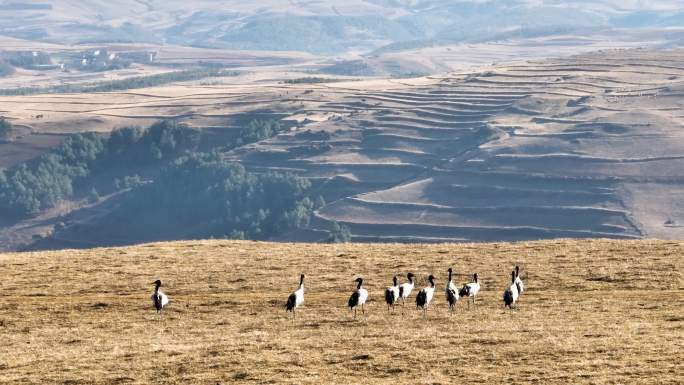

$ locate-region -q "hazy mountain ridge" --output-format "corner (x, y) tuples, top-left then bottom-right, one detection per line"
(2, 1), (683, 53)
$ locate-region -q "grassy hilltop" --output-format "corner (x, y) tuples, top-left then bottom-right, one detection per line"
(0, 239), (682, 384)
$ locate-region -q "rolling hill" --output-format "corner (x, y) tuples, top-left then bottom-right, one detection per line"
(2, 1), (684, 54)
(1, 47), (684, 249)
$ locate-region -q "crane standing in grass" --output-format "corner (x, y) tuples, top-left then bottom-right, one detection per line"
(286, 274), (305, 321)
(398, 272), (415, 306)
(416, 274), (436, 318)
(459, 273), (481, 309)
(151, 279), (169, 313)
(384, 276), (400, 313)
(348, 277), (368, 319)
(445, 268), (459, 314)
(503, 271), (519, 308)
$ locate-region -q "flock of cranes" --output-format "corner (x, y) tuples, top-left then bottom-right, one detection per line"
(150, 267), (525, 318)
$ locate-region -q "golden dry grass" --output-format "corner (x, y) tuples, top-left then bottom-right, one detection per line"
(0, 239), (683, 384)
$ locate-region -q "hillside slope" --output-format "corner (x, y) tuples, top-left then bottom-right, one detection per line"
(232, 48), (684, 242)
(0, 239), (682, 384)
(1, 48), (684, 248)
(2, 1), (684, 54)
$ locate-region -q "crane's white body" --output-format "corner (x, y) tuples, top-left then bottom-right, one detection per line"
(151, 290), (169, 309)
(515, 276), (524, 295)
(356, 288), (369, 305)
(464, 281), (480, 298)
(293, 284), (304, 308)
(399, 281), (414, 301)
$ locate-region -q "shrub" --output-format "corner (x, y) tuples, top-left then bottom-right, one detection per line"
(327, 221), (352, 243)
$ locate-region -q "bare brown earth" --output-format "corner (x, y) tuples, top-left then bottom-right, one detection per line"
(0, 239), (682, 384)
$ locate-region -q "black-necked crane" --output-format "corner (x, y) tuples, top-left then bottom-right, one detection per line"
(151, 279), (169, 313)
(503, 271), (519, 308)
(285, 274), (305, 321)
(445, 268), (458, 314)
(398, 272), (415, 306)
(416, 274), (435, 318)
(384, 276), (400, 313)
(459, 273), (481, 309)
(348, 277), (368, 319)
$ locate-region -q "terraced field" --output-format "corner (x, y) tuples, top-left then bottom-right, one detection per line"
(233, 49), (684, 242)
(1, 48), (683, 245)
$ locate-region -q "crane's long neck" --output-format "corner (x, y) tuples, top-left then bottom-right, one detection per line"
(408, 275), (413, 284)
(474, 274), (478, 283)
(429, 277), (435, 288)
(299, 275), (305, 287)
(392, 276), (397, 287)
(154, 283), (160, 292)
(448, 269), (452, 282)
(511, 271), (516, 284)
(357, 280), (363, 289)
(515, 266), (520, 278)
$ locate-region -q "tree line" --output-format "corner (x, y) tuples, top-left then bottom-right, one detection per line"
(0, 119), (334, 244)
(0, 68), (239, 96)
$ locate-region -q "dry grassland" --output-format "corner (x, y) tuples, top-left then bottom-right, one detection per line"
(0, 239), (682, 384)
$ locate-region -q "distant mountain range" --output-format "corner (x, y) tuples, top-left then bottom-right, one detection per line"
(1, 1), (684, 54)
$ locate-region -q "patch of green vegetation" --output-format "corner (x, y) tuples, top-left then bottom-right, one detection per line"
(0, 68), (239, 96)
(0, 121), (203, 217)
(1, 116), (320, 244)
(327, 221), (352, 243)
(235, 119), (282, 146)
(103, 153), (314, 240)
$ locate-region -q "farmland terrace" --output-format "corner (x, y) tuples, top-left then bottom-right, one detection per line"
(1, 48), (683, 245)
(231, 49), (684, 242)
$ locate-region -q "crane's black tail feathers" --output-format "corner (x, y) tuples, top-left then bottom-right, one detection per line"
(384, 288), (395, 306)
(459, 285), (470, 298)
(153, 293), (162, 312)
(416, 289), (427, 309)
(349, 291), (360, 309)
(285, 293), (296, 312)
(503, 290), (513, 308)
(447, 289), (458, 307)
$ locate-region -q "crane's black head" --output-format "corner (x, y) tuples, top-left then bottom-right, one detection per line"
(392, 276), (398, 285)
(407, 272), (414, 279)
(428, 274), (435, 282)
(474, 273), (478, 282)
(448, 267), (452, 273)
(515, 265), (520, 276)
(152, 280), (161, 288)
(354, 277), (363, 283)
(299, 274), (305, 284)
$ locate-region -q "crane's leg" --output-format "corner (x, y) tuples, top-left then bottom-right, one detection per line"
(362, 303), (365, 315)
